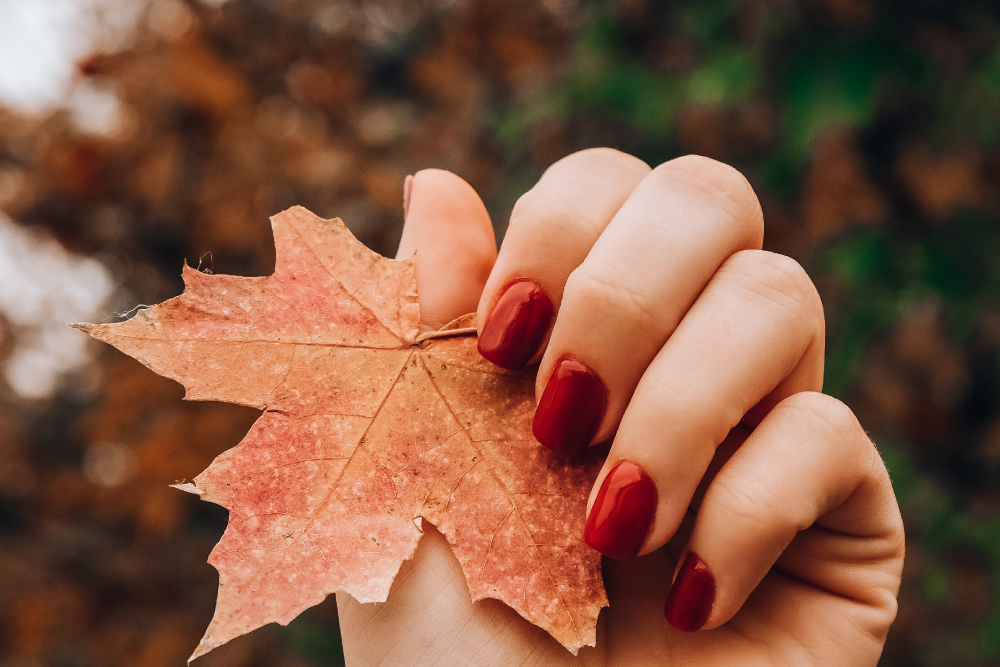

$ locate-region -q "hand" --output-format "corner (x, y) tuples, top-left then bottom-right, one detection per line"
(336, 152), (905, 666)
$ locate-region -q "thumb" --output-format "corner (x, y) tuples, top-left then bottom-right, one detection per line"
(396, 169), (497, 332)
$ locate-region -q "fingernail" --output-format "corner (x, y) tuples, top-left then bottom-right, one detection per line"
(403, 174), (414, 219)
(664, 552), (716, 632)
(532, 355), (607, 456)
(478, 279), (553, 370)
(584, 460), (657, 560)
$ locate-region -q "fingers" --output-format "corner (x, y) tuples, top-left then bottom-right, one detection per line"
(396, 169), (497, 332)
(662, 392), (905, 635)
(533, 156), (765, 455)
(476, 148), (650, 369)
(583, 250), (825, 560)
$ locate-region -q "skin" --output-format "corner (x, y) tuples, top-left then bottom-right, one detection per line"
(336, 153), (905, 667)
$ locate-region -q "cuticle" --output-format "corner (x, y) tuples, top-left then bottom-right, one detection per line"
(494, 277), (549, 309)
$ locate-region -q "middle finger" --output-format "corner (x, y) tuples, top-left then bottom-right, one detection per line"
(532, 155), (765, 456)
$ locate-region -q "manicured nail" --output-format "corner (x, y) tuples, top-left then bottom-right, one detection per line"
(664, 552), (716, 632)
(403, 174), (414, 219)
(532, 355), (607, 456)
(478, 279), (553, 370)
(584, 460), (657, 560)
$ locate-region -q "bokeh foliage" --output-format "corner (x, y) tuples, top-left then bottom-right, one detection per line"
(2, 0), (1000, 665)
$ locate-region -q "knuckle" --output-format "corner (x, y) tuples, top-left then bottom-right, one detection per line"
(713, 475), (797, 531)
(510, 189), (602, 239)
(720, 250), (824, 333)
(512, 149), (648, 235)
(510, 190), (568, 228)
(642, 370), (742, 444)
(780, 391), (867, 450)
(555, 147), (650, 174)
(651, 155), (763, 240)
(565, 265), (664, 329)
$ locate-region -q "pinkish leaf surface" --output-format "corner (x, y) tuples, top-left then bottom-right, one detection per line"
(77, 206), (607, 661)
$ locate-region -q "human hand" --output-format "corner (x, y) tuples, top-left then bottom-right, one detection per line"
(336, 152), (905, 667)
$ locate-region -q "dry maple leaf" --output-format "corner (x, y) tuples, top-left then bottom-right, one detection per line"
(76, 206), (607, 661)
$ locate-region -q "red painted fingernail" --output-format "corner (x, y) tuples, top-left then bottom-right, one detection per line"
(584, 460), (657, 560)
(403, 174), (414, 219)
(664, 552), (716, 632)
(532, 355), (607, 456)
(478, 279), (553, 370)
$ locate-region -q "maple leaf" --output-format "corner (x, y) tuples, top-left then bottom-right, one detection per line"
(76, 206), (607, 661)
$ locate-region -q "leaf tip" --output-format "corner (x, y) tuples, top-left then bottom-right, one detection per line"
(279, 203), (310, 216)
(188, 640), (213, 664)
(269, 203), (320, 229)
(171, 482), (204, 496)
(71, 321), (112, 342)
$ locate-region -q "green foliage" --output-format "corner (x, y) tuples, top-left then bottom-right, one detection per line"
(285, 615), (346, 667)
(818, 213), (1000, 398)
(495, 7), (683, 149)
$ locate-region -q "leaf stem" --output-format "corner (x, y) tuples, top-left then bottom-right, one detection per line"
(415, 327), (478, 343)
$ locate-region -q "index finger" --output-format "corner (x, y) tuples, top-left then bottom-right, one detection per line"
(476, 148), (651, 369)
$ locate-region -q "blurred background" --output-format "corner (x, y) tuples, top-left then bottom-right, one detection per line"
(0, 0), (999, 664)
